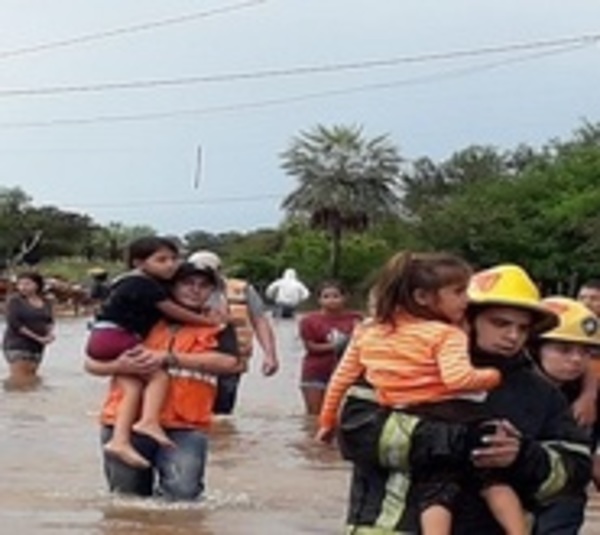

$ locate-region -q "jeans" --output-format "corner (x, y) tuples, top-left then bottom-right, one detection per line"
(533, 496), (587, 535)
(101, 426), (208, 501)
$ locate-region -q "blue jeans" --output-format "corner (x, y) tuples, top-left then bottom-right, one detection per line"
(533, 496), (587, 535)
(101, 426), (208, 501)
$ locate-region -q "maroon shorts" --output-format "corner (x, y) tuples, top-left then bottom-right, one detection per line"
(86, 326), (140, 361)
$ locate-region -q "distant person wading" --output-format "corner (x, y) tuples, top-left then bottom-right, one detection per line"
(265, 268), (310, 319)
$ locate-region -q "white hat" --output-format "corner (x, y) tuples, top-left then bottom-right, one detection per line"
(188, 250), (222, 271)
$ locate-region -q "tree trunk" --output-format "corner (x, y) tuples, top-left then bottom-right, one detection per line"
(330, 225), (342, 278)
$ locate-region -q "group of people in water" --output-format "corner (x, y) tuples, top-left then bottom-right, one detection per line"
(2, 237), (600, 534)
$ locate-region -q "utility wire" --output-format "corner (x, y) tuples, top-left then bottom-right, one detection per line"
(0, 32), (597, 98)
(0, 0), (267, 61)
(0, 42), (587, 130)
(60, 193), (284, 209)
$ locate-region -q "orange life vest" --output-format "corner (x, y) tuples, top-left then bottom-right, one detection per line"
(226, 278), (254, 358)
(100, 320), (222, 430)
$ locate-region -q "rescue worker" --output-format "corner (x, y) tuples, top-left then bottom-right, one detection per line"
(337, 264), (591, 534)
(187, 250), (279, 413)
(530, 297), (600, 532)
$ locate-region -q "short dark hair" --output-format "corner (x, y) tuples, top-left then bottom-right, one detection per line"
(16, 271), (44, 293)
(317, 279), (347, 297)
(126, 236), (179, 268)
(579, 279), (600, 291)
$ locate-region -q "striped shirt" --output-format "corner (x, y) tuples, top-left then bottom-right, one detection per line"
(319, 313), (501, 429)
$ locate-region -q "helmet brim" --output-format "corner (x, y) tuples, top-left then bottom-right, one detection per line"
(468, 298), (559, 334)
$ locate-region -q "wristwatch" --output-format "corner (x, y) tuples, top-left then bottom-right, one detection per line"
(163, 352), (179, 369)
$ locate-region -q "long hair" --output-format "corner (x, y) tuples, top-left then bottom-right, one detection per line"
(372, 251), (471, 325)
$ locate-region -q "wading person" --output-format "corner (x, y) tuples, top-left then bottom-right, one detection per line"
(318, 254), (527, 535)
(86, 262), (243, 500)
(2, 271), (54, 389)
(187, 250), (279, 414)
(334, 263), (591, 534)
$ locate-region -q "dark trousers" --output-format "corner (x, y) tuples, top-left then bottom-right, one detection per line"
(533, 496), (586, 535)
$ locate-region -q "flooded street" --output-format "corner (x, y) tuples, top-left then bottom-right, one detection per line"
(0, 316), (598, 534)
(0, 317), (347, 535)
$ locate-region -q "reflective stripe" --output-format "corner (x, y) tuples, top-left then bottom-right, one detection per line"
(375, 471), (409, 530)
(378, 412), (419, 470)
(534, 440), (591, 502)
(542, 440), (592, 458)
(535, 446), (568, 502)
(168, 367), (217, 384)
(347, 385), (378, 402)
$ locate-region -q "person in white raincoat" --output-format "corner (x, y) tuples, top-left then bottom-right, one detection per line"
(265, 268), (310, 318)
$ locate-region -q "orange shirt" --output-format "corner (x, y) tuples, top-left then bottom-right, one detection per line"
(100, 320), (222, 430)
(319, 313), (501, 429)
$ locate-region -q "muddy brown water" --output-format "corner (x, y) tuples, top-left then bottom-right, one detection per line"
(0, 317), (598, 534)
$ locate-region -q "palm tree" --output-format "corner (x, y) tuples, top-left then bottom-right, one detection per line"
(281, 124), (402, 277)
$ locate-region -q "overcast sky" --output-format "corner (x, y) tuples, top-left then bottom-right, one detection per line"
(0, 0), (599, 236)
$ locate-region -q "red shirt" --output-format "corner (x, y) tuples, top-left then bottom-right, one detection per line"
(300, 310), (363, 384)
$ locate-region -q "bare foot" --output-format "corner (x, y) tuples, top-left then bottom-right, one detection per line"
(104, 440), (150, 468)
(132, 422), (175, 448)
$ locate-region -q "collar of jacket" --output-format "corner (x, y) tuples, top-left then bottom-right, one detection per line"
(469, 344), (533, 376)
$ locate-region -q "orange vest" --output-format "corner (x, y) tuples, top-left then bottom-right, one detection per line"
(100, 320), (221, 430)
(226, 278), (254, 358)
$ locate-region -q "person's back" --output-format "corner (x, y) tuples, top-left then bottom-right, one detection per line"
(266, 268), (309, 318)
(352, 315), (499, 406)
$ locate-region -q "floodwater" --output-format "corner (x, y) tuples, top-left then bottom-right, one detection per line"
(0, 316), (598, 534)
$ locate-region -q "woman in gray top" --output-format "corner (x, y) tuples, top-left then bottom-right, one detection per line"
(2, 271), (54, 388)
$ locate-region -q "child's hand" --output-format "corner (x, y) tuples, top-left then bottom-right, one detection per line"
(234, 356), (249, 374)
(572, 393), (597, 427)
(41, 333), (56, 345)
(203, 309), (228, 326)
(315, 426), (336, 444)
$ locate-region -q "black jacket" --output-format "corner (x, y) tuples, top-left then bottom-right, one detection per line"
(340, 351), (592, 534)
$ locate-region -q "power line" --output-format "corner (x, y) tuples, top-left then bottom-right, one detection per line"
(0, 42), (587, 130)
(60, 193), (284, 209)
(0, 32), (597, 98)
(0, 0), (267, 61)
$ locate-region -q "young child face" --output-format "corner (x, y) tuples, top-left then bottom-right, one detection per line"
(136, 247), (178, 280)
(319, 286), (346, 313)
(431, 282), (469, 324)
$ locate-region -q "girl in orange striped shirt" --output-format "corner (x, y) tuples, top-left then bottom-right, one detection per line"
(317, 252), (526, 535)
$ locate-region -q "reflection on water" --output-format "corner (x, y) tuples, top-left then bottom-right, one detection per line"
(0, 316), (597, 534)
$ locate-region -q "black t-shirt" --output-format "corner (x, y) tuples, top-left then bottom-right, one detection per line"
(97, 274), (169, 337)
(2, 295), (54, 353)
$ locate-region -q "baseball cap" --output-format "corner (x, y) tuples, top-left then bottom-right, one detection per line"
(172, 262), (218, 286)
(188, 250), (222, 271)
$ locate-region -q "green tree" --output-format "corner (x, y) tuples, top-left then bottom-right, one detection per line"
(280, 124), (402, 277)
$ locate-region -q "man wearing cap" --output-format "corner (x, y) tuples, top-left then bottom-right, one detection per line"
(187, 250), (279, 413)
(336, 264), (591, 534)
(87, 262), (244, 500)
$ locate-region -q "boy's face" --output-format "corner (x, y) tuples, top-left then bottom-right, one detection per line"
(578, 286), (600, 316)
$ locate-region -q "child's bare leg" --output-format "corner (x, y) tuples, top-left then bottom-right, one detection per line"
(103, 375), (150, 468)
(132, 369), (174, 447)
(482, 483), (527, 535)
(421, 505), (452, 535)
